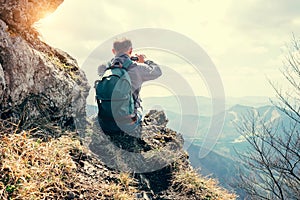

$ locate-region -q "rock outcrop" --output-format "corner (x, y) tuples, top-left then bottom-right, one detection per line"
(0, 110), (236, 199)
(84, 110), (236, 199)
(0, 0), (89, 131)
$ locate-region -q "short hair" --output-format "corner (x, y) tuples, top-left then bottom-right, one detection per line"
(113, 38), (132, 54)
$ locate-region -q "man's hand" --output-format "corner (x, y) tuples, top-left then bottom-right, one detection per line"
(135, 54), (146, 63)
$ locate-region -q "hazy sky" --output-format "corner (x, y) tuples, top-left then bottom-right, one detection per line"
(36, 0), (300, 99)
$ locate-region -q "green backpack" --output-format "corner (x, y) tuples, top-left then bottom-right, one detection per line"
(95, 59), (135, 123)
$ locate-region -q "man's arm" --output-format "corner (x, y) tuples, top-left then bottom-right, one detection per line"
(97, 64), (107, 76)
(135, 54), (162, 81)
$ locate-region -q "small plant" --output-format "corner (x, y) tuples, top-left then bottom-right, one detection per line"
(119, 172), (131, 188)
(119, 172), (137, 189)
(5, 185), (16, 194)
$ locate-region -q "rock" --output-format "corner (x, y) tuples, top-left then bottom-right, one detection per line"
(87, 109), (186, 175)
(0, 0), (90, 132)
(0, 0), (63, 31)
(0, 63), (5, 102)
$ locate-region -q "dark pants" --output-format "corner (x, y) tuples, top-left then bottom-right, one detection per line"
(97, 111), (152, 152)
(98, 111), (142, 137)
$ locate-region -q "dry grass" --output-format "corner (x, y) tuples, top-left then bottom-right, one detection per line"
(0, 132), (76, 199)
(0, 118), (236, 200)
(172, 163), (237, 200)
(0, 130), (138, 200)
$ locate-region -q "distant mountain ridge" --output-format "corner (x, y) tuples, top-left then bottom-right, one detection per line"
(142, 96), (275, 116)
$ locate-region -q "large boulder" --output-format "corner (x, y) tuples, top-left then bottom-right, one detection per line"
(0, 0), (90, 132)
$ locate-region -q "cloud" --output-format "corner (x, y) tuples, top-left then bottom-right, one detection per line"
(36, 0), (300, 98)
(223, 0), (300, 68)
(228, 0), (300, 34)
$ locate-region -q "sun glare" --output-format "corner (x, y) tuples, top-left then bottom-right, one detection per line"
(38, 11), (55, 25)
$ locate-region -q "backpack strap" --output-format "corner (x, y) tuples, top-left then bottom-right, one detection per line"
(107, 58), (133, 70)
(122, 59), (133, 70)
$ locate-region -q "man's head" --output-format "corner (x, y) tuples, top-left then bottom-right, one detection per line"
(112, 38), (132, 55)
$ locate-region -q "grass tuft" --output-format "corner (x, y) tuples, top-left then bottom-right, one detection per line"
(171, 162), (237, 200)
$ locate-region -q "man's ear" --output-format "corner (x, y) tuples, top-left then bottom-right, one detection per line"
(128, 48), (133, 55)
(112, 49), (116, 55)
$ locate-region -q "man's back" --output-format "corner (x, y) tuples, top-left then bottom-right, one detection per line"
(96, 38), (162, 135)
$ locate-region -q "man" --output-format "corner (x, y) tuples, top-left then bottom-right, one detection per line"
(97, 38), (162, 136)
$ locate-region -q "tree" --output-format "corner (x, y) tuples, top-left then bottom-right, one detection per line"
(236, 37), (300, 200)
